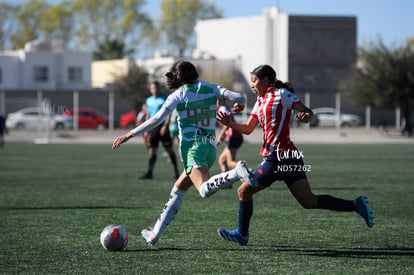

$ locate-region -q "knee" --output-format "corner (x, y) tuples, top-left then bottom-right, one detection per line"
(218, 155), (226, 165)
(297, 197), (318, 209)
(237, 186), (251, 201)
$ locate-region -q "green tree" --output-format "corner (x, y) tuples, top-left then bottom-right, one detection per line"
(0, 3), (18, 50)
(7, 0), (73, 50)
(112, 63), (150, 111)
(72, 0), (153, 53)
(10, 0), (49, 49)
(40, 0), (73, 50)
(93, 38), (134, 60)
(341, 39), (414, 135)
(159, 0), (222, 57)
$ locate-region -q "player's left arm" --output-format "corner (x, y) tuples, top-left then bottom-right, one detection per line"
(293, 102), (313, 123)
(221, 89), (246, 113)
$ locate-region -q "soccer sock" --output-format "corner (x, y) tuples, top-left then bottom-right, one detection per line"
(238, 200), (253, 236)
(199, 169), (239, 198)
(152, 186), (185, 239)
(148, 155), (157, 174)
(316, 195), (356, 211)
(168, 152), (179, 176)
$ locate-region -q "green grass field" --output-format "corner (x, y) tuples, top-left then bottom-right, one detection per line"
(0, 142), (413, 274)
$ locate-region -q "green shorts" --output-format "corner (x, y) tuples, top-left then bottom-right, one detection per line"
(181, 142), (216, 175)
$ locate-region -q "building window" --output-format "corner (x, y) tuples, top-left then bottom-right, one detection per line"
(33, 66), (49, 82)
(68, 67), (83, 82)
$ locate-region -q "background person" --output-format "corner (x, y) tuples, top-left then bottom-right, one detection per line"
(141, 81), (179, 179)
(136, 103), (149, 148)
(0, 114), (5, 148)
(216, 101), (244, 188)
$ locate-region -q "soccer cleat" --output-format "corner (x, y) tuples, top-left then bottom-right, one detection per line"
(354, 196), (375, 228)
(236, 161), (258, 187)
(217, 228), (249, 246)
(199, 182), (211, 198)
(139, 172), (153, 179)
(141, 228), (159, 246)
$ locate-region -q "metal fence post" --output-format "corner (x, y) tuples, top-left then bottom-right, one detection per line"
(109, 89), (114, 131)
(335, 93), (341, 129)
(365, 105), (371, 129)
(73, 91), (79, 131)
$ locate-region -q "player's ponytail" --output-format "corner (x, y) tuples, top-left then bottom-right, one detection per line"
(274, 80), (295, 93)
(251, 64), (295, 93)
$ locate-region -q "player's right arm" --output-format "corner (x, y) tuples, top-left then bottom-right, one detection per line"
(113, 93), (179, 150)
(112, 107), (171, 149)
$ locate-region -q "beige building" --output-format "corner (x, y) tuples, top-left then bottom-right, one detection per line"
(91, 59), (132, 88)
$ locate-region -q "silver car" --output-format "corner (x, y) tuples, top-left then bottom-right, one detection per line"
(6, 107), (74, 130)
(311, 107), (362, 127)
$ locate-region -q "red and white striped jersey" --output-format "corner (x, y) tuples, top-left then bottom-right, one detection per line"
(251, 87), (300, 156)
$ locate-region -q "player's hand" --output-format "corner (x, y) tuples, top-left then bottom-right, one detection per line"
(232, 103), (245, 113)
(160, 125), (168, 136)
(296, 112), (312, 123)
(217, 111), (232, 126)
(112, 133), (132, 150)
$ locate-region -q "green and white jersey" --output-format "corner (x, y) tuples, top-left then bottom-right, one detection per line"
(164, 79), (226, 148)
(130, 79), (245, 150)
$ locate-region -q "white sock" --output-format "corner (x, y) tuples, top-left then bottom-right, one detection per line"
(151, 186), (185, 239)
(199, 168), (239, 198)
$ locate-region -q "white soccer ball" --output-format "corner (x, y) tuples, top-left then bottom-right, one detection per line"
(100, 224), (128, 251)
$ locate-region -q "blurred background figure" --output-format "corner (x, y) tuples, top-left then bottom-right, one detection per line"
(0, 114), (5, 148)
(216, 100), (244, 188)
(140, 81), (179, 180)
(136, 103), (149, 148)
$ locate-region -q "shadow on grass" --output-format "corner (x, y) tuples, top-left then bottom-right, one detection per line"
(125, 246), (414, 259)
(0, 206), (141, 211)
(272, 246), (414, 258)
(311, 187), (359, 191)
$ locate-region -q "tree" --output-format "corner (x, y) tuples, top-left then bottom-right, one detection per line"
(341, 38), (414, 135)
(159, 0), (222, 57)
(10, 0), (49, 49)
(0, 3), (18, 50)
(6, 0), (73, 50)
(93, 38), (134, 60)
(112, 63), (150, 111)
(72, 0), (153, 54)
(40, 0), (74, 50)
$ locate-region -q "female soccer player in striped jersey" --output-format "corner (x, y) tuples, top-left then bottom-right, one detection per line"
(112, 60), (257, 246)
(216, 64), (374, 245)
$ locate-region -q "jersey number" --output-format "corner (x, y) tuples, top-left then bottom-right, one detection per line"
(186, 106), (210, 127)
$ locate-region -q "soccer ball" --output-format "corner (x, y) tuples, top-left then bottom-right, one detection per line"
(100, 224), (128, 251)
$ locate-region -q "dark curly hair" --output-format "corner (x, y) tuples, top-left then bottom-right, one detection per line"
(165, 60), (199, 90)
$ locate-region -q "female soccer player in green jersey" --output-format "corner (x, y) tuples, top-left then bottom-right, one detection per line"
(112, 60), (257, 245)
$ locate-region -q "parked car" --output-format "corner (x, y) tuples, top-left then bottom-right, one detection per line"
(120, 110), (137, 128)
(64, 107), (108, 130)
(311, 107), (362, 127)
(6, 107), (73, 130)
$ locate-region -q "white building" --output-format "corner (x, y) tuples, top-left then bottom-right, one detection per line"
(195, 7), (289, 82)
(0, 42), (92, 91)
